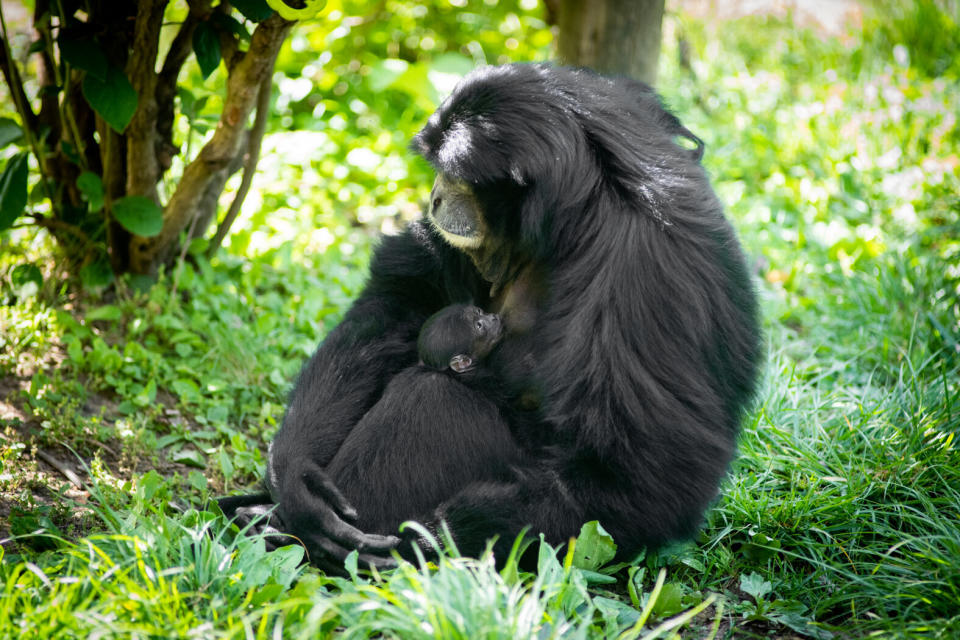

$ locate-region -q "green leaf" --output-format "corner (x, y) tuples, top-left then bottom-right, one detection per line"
(212, 12), (251, 42)
(740, 571), (774, 603)
(571, 520), (617, 571)
(0, 152), (29, 231)
(177, 86), (197, 119)
(137, 470), (164, 500)
(61, 140), (82, 165)
(187, 470), (208, 492)
(579, 569), (618, 584)
(0, 118), (24, 149)
(218, 448), (234, 478)
(232, 0), (274, 22)
(650, 582), (686, 617)
(172, 448), (206, 468)
(10, 263), (42, 296)
(81, 64), (138, 133)
(249, 583), (285, 607)
(206, 404), (229, 424)
(86, 304), (123, 322)
(80, 256), (115, 290)
(112, 195), (163, 237)
(134, 379), (157, 407)
(192, 22), (221, 79)
(742, 531), (782, 562)
(76, 171), (104, 211)
(59, 33), (108, 80)
(172, 378), (200, 403)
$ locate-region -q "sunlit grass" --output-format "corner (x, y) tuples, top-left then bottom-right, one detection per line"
(2, 0), (960, 637)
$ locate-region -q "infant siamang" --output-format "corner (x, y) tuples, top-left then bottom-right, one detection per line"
(324, 304), (523, 540)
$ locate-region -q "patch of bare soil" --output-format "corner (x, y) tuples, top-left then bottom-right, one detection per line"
(0, 371), (202, 554)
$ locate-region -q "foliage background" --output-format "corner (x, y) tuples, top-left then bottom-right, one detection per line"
(1, 0), (959, 638)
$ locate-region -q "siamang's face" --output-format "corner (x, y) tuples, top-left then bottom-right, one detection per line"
(463, 305), (503, 362)
(418, 304), (504, 373)
(427, 174), (487, 250)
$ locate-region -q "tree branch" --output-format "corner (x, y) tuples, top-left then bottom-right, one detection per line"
(155, 1), (209, 171)
(129, 13), (293, 274)
(190, 128), (248, 244)
(0, 6), (39, 134)
(98, 116), (130, 272)
(0, 46), (38, 133)
(216, 3), (243, 73)
(0, 4), (57, 212)
(125, 0), (168, 199)
(206, 73), (271, 258)
(33, 0), (62, 147)
(16, 213), (93, 248)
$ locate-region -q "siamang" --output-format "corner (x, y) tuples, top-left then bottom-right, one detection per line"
(417, 303), (505, 373)
(219, 63), (761, 570)
(324, 303), (524, 543)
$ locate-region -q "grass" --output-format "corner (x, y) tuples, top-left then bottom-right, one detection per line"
(2, 1), (959, 638)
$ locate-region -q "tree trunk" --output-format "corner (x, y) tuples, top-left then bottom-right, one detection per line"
(128, 13), (293, 274)
(550, 0), (664, 86)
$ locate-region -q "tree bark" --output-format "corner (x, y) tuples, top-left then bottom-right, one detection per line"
(128, 13), (293, 275)
(125, 0), (168, 201)
(551, 0), (664, 86)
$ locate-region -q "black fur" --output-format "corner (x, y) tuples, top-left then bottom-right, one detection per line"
(325, 304), (521, 538)
(228, 63), (761, 564)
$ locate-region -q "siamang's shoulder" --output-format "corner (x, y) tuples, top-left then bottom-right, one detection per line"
(366, 219), (485, 307)
(368, 220), (443, 280)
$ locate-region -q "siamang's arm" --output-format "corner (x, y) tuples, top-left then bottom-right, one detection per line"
(230, 222), (481, 568)
(416, 413), (734, 564)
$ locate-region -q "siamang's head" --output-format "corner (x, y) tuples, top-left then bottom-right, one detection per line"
(412, 63), (705, 260)
(418, 304), (503, 374)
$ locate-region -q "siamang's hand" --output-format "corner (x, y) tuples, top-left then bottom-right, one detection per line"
(283, 464), (401, 572)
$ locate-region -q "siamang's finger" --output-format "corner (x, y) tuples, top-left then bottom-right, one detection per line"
(304, 470), (358, 521)
(259, 524), (298, 552)
(308, 533), (398, 571)
(234, 504), (283, 532)
(316, 506), (400, 552)
(235, 503), (277, 521)
(357, 551), (399, 571)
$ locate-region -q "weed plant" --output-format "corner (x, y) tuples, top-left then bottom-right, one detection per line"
(1, 1), (958, 638)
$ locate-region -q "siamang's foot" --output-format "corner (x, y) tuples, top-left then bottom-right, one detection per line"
(298, 518), (401, 572)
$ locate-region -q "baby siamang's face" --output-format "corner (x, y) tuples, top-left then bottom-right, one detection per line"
(463, 305), (503, 361)
(417, 304), (503, 374)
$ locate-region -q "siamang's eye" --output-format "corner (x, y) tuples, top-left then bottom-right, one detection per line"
(476, 321), (484, 331)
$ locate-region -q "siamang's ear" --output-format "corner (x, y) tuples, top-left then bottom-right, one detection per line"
(449, 354), (474, 373)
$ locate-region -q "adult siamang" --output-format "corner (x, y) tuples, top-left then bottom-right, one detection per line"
(219, 63), (761, 570)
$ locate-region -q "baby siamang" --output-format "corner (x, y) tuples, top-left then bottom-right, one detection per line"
(220, 63), (761, 571)
(324, 304), (522, 547)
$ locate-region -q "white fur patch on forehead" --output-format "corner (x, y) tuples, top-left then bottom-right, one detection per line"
(438, 122), (473, 167)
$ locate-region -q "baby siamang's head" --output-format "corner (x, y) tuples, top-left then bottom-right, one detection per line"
(418, 304), (503, 373)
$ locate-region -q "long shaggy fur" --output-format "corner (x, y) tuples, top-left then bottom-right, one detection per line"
(411, 64), (760, 553)
(249, 63), (760, 564)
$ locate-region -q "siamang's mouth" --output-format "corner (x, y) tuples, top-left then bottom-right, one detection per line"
(427, 174), (485, 250)
(428, 209), (478, 237)
(427, 210), (484, 249)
